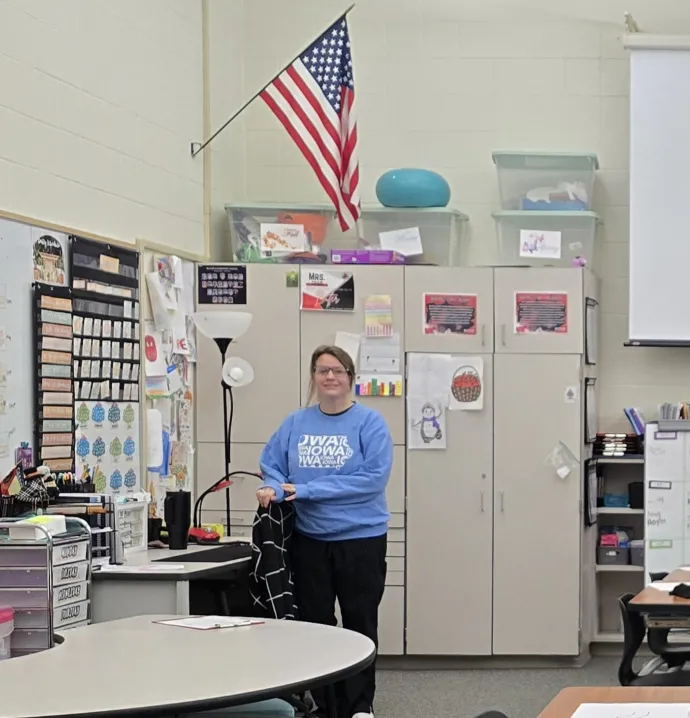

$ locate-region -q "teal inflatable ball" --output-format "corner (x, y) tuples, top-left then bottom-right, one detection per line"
(375, 169), (451, 208)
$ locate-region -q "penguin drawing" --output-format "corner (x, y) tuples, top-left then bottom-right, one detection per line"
(415, 402), (443, 444)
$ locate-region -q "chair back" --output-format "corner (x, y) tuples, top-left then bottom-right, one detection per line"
(650, 571), (669, 582)
(618, 592), (646, 686)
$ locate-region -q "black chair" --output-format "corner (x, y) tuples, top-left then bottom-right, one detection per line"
(647, 572), (690, 667)
(618, 592), (690, 686)
(473, 713), (510, 718)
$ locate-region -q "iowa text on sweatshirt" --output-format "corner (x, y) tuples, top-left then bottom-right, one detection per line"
(259, 403), (392, 541)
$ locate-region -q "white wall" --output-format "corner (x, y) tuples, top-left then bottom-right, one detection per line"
(214, 0), (690, 431)
(0, 0), (204, 253)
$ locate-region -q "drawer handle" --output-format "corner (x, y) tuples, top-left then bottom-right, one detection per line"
(500, 490), (505, 512)
(481, 324), (486, 347)
(480, 490), (485, 513)
(500, 324), (507, 346)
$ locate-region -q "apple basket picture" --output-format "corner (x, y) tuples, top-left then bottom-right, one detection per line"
(451, 366), (482, 404)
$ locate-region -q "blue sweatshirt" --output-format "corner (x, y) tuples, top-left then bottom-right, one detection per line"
(259, 403), (392, 541)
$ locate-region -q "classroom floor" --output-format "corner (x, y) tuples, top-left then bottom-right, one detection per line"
(376, 657), (619, 718)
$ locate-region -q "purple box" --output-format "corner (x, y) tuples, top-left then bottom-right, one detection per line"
(330, 249), (405, 265)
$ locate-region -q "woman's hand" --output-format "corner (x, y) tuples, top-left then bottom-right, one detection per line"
(281, 483), (297, 502)
(256, 487), (276, 508)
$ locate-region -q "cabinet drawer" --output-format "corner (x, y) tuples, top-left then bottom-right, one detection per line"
(229, 510), (255, 526)
(388, 528), (404, 543)
(0, 589), (48, 608)
(0, 568), (47, 588)
(54, 600), (89, 628)
(12, 629), (51, 651)
(0, 547), (48, 568)
(53, 582), (88, 608)
(58, 619), (89, 632)
(229, 526), (252, 540)
(386, 570), (405, 587)
(14, 608), (49, 630)
(387, 557), (404, 572)
(389, 513), (405, 529)
(53, 561), (88, 586)
(53, 540), (88, 566)
(387, 542), (404, 558)
(379, 586), (404, 656)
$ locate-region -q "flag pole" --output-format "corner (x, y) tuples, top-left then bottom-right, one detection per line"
(191, 3), (356, 158)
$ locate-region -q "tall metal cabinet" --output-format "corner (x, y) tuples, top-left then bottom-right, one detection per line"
(196, 264), (406, 655)
(404, 266), (597, 657)
(196, 264), (597, 657)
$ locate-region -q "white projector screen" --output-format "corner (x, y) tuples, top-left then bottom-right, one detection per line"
(629, 45), (690, 343)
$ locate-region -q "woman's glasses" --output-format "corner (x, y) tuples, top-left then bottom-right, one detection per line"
(314, 367), (348, 377)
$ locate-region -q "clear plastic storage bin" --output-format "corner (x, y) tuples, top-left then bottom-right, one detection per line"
(358, 207), (470, 267)
(492, 210), (600, 268)
(493, 152), (599, 211)
(226, 204), (471, 266)
(226, 203), (342, 263)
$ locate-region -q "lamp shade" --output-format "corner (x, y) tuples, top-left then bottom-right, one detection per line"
(222, 357), (255, 388)
(193, 311), (252, 340)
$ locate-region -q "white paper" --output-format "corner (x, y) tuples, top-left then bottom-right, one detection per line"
(158, 616), (255, 630)
(648, 582), (684, 592)
(145, 272), (173, 330)
(407, 353), (452, 405)
(407, 395), (447, 450)
(171, 310), (189, 355)
(334, 331), (361, 368)
(519, 229), (562, 259)
(144, 321), (167, 377)
(572, 704), (690, 718)
(378, 226), (423, 257)
(147, 409), (164, 468)
(260, 223), (307, 255)
(181, 260), (196, 315)
(448, 356), (484, 411)
(359, 334), (401, 374)
(98, 563), (185, 573)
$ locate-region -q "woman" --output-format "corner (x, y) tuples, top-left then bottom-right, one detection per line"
(257, 345), (393, 718)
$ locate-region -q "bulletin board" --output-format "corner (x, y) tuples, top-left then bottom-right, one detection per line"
(0, 215), (70, 478)
(140, 246), (197, 520)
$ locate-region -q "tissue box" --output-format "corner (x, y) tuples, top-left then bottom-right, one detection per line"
(330, 250), (406, 265)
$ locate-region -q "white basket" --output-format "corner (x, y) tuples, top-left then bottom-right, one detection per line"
(116, 494), (149, 554)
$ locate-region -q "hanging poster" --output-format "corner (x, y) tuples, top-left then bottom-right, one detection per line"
(143, 321), (167, 377)
(514, 292), (568, 334)
(197, 265), (247, 306)
(423, 294), (477, 335)
(300, 269), (355, 311)
(32, 229), (67, 286)
(407, 396), (447, 450)
(354, 374), (403, 397)
(364, 295), (393, 338)
(448, 356), (483, 411)
(74, 400), (141, 495)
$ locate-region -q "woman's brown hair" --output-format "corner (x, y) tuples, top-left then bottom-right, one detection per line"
(306, 345), (355, 404)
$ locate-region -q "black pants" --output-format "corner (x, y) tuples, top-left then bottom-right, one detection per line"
(290, 530), (387, 718)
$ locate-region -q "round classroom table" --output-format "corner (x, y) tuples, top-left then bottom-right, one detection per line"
(0, 615), (376, 717)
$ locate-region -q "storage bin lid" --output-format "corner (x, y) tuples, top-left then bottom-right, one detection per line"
(225, 203), (469, 221)
(492, 210), (601, 224)
(492, 151), (600, 171)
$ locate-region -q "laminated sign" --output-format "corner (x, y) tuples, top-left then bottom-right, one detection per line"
(300, 270), (355, 311)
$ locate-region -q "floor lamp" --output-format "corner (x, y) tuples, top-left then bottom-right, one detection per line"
(192, 311), (253, 535)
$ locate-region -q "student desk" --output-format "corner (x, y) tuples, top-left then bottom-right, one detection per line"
(0, 615), (375, 717)
(91, 540), (253, 623)
(539, 687), (690, 717)
(630, 568), (690, 629)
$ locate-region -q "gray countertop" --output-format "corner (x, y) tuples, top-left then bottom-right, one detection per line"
(0, 615), (376, 717)
(92, 537), (252, 580)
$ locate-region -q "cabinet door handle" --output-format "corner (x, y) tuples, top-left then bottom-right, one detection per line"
(499, 490), (505, 512)
(500, 324), (507, 346)
(481, 324), (486, 347)
(480, 490), (485, 512)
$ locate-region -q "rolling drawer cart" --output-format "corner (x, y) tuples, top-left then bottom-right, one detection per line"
(0, 517), (92, 656)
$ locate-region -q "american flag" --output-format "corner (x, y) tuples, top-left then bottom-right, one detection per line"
(261, 17), (360, 231)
